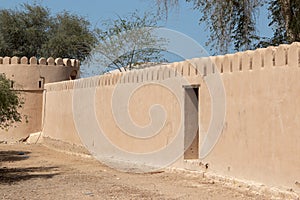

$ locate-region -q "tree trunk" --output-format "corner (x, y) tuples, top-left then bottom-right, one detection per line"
(279, 0), (294, 41)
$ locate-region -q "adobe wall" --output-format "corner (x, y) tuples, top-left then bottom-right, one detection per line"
(0, 56), (80, 142)
(42, 43), (300, 192)
(43, 71), (185, 158)
(199, 44), (300, 192)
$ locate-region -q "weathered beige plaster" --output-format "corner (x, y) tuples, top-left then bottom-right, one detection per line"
(0, 56), (79, 142)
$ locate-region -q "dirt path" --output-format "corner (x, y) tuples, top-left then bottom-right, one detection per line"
(0, 143), (292, 200)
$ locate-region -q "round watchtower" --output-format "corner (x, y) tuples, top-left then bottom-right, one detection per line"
(0, 56), (80, 142)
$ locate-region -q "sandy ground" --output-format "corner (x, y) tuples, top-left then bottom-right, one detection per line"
(0, 143), (297, 200)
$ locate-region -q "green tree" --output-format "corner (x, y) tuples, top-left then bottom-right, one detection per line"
(0, 74), (24, 130)
(155, 0), (300, 54)
(0, 3), (96, 61)
(89, 11), (167, 74)
(42, 11), (96, 61)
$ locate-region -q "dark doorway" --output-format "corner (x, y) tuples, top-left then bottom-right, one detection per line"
(184, 86), (199, 159)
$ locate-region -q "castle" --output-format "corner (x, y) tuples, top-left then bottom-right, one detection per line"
(0, 43), (300, 194)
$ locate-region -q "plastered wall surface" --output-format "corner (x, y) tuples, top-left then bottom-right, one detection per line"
(43, 76), (186, 167)
(200, 64), (300, 191)
(0, 56), (79, 142)
(43, 88), (82, 144)
(41, 43), (300, 192)
(199, 46), (300, 191)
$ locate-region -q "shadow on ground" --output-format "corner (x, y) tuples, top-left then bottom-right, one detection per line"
(0, 150), (60, 184)
(0, 150), (31, 162)
(0, 166), (60, 184)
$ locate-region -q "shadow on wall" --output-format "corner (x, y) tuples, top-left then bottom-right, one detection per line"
(0, 150), (60, 184)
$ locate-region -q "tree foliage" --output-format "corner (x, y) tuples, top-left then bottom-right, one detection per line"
(0, 3), (96, 61)
(89, 11), (167, 74)
(155, 0), (300, 54)
(191, 0), (260, 54)
(0, 74), (24, 130)
(155, 0), (179, 18)
(262, 0), (300, 46)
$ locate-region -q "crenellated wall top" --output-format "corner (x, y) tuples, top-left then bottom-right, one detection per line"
(45, 42), (300, 91)
(0, 56), (80, 67)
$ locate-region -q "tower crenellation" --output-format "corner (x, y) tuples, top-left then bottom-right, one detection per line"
(0, 55), (80, 142)
(0, 56), (80, 67)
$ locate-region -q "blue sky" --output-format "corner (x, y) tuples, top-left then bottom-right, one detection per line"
(0, 0), (273, 56)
